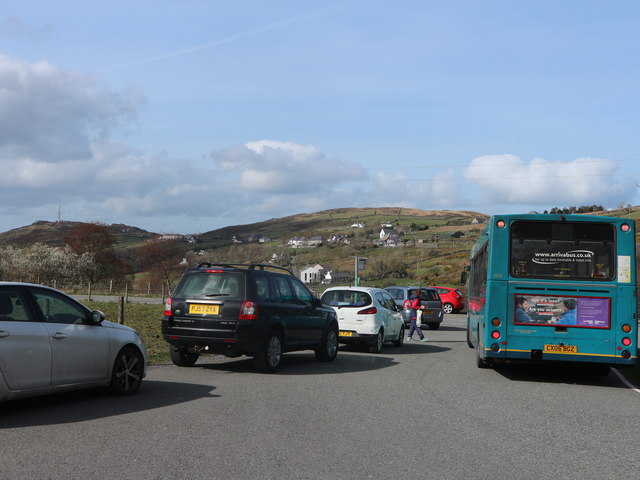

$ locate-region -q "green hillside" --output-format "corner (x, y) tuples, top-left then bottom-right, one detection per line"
(1, 206), (637, 293)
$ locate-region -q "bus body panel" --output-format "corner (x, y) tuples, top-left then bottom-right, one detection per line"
(468, 214), (637, 368)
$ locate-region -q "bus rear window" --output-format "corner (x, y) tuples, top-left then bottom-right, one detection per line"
(510, 221), (615, 281)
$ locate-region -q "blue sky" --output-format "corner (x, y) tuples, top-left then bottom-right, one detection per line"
(1, 0), (638, 234)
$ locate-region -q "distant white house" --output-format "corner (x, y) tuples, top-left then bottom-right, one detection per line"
(287, 236), (322, 248)
(159, 234), (183, 241)
(327, 234), (350, 245)
(270, 252), (286, 264)
(300, 264), (327, 284)
(374, 233), (402, 248)
(379, 227), (398, 240)
(248, 234), (272, 243)
(351, 222), (364, 228)
(307, 236), (323, 247)
(287, 236), (306, 248)
(322, 270), (351, 284)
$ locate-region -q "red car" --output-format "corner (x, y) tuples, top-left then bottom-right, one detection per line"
(430, 286), (465, 314)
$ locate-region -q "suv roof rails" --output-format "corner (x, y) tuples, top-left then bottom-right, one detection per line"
(196, 262), (294, 275)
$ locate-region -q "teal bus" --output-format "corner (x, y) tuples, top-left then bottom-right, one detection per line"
(467, 214), (637, 372)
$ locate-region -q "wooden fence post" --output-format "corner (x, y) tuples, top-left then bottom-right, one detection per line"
(117, 296), (125, 324)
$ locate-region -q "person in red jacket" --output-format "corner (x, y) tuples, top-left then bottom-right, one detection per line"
(407, 289), (428, 342)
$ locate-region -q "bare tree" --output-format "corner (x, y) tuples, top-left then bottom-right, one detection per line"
(137, 239), (183, 291)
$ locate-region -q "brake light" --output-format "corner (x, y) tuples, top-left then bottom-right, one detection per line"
(164, 298), (172, 316)
(622, 337), (632, 346)
(491, 330), (501, 339)
(239, 301), (258, 320)
(205, 269), (225, 273)
(358, 307), (377, 315)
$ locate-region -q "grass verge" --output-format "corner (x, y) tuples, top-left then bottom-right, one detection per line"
(85, 301), (169, 364)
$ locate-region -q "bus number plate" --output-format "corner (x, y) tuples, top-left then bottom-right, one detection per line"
(189, 304), (219, 315)
(544, 344), (577, 354)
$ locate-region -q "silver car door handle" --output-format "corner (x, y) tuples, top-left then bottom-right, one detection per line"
(51, 333), (67, 339)
(0, 330), (9, 338)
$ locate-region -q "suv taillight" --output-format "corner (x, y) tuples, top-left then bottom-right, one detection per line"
(164, 297), (172, 316)
(239, 301), (258, 320)
(358, 306), (377, 315)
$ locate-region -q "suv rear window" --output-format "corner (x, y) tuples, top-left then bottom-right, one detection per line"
(172, 272), (244, 299)
(321, 290), (372, 307)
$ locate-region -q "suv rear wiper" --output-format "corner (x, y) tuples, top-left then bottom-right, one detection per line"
(204, 293), (230, 297)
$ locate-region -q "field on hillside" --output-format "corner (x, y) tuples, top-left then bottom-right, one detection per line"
(1, 207), (638, 296)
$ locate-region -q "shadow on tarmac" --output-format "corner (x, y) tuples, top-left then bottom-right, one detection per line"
(0, 380), (218, 428)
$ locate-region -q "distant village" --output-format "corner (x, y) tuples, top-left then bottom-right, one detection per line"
(161, 217), (485, 286)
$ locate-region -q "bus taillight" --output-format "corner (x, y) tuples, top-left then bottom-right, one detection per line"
(622, 337), (632, 346)
(622, 324), (632, 333)
(621, 223), (631, 232)
(491, 317), (501, 327)
(491, 330), (500, 339)
(622, 350), (631, 359)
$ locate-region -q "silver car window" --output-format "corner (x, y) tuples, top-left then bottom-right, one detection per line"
(0, 289), (31, 322)
(31, 289), (89, 324)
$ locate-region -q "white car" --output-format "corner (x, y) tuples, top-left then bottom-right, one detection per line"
(0, 282), (147, 402)
(320, 286), (404, 353)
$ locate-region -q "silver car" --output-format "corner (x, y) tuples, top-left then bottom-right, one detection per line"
(384, 286), (444, 330)
(0, 282), (147, 402)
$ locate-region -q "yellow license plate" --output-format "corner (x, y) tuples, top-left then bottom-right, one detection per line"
(189, 304), (220, 315)
(339, 331), (354, 337)
(544, 344), (577, 354)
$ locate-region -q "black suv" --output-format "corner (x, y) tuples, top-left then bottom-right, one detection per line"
(162, 263), (339, 373)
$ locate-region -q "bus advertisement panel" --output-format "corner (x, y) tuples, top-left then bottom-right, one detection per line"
(514, 295), (610, 328)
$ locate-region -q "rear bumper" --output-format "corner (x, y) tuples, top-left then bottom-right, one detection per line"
(482, 345), (637, 366)
(163, 333), (263, 356)
(337, 331), (377, 344)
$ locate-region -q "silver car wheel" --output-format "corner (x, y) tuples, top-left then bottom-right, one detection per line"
(110, 346), (144, 395)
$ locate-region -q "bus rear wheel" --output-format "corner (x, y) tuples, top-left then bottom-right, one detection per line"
(476, 344), (491, 369)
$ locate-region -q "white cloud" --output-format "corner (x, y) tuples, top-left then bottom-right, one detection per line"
(463, 154), (634, 207)
(0, 55), (144, 162)
(211, 140), (366, 194)
(1, 57), (636, 234)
